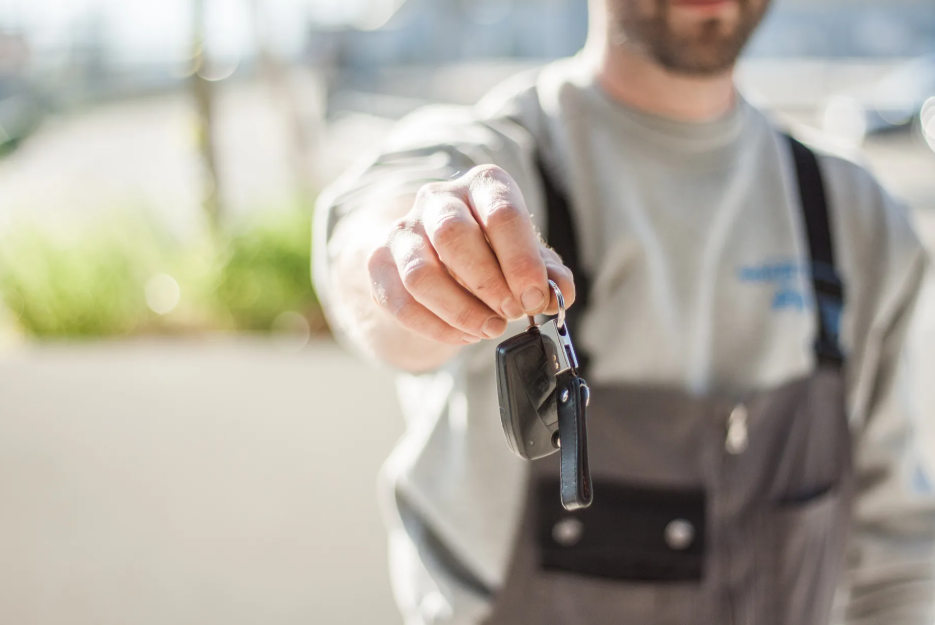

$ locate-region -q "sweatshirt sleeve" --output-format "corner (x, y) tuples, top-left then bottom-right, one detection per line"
(837, 182), (935, 623)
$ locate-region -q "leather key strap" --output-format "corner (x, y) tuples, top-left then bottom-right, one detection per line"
(556, 370), (593, 510)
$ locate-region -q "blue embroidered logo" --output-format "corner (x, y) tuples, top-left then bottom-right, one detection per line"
(737, 260), (812, 311)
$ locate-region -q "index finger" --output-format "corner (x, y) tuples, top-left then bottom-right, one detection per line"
(459, 165), (549, 315)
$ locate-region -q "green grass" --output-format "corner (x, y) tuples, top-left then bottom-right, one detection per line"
(0, 216), (166, 338)
(0, 206), (325, 339)
(215, 209), (323, 333)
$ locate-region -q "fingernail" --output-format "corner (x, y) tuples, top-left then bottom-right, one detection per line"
(521, 287), (545, 314)
(463, 334), (481, 344)
(482, 317), (508, 339)
(500, 297), (524, 320)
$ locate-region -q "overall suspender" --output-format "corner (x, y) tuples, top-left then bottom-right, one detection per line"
(787, 137), (846, 367)
(536, 152), (593, 375)
(536, 134), (846, 372)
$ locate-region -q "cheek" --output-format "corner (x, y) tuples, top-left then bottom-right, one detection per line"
(739, 0), (771, 22)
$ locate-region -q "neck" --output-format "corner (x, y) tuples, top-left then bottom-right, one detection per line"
(587, 36), (737, 122)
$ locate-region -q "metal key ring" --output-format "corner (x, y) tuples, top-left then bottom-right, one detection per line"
(549, 280), (566, 329)
(526, 280), (567, 329)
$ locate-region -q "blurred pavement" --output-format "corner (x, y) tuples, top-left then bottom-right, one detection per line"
(0, 339), (405, 625)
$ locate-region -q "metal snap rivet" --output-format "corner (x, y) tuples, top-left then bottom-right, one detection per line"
(726, 403), (749, 455)
(561, 389), (570, 403)
(552, 518), (584, 547)
(664, 519), (695, 551)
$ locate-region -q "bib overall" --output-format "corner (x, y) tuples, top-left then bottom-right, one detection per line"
(485, 137), (854, 625)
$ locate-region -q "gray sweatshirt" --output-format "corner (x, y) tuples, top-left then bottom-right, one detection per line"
(313, 56), (935, 624)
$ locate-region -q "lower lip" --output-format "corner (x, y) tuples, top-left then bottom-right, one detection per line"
(671, 0), (733, 7)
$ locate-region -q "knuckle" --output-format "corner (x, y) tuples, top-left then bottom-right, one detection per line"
(540, 245), (563, 264)
(468, 163), (508, 183)
(485, 201), (524, 230)
(431, 214), (473, 250)
(415, 181), (446, 203)
(386, 218), (413, 244)
(552, 262), (574, 284)
(453, 305), (480, 330)
(369, 276), (399, 314)
(474, 271), (505, 296)
(400, 259), (437, 293)
(469, 165), (518, 201)
(393, 299), (418, 323)
(366, 245), (392, 278)
(507, 253), (546, 282)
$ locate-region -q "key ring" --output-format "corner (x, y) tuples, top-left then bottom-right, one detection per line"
(527, 280), (567, 329)
(549, 280), (566, 329)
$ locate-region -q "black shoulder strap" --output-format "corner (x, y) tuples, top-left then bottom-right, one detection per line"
(536, 135), (846, 373)
(535, 153), (592, 374)
(787, 135), (846, 368)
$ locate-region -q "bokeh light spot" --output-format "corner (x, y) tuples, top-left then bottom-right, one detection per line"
(272, 311), (310, 352)
(921, 97), (935, 154)
(196, 57), (240, 82)
(145, 274), (181, 315)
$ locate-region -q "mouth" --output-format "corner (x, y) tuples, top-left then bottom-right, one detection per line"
(671, 0), (733, 5)
(668, 0), (736, 17)
(670, 0), (734, 9)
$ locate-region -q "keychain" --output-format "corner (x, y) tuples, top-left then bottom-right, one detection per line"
(495, 281), (592, 511)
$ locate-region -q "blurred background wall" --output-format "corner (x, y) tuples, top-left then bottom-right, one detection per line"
(0, 0), (933, 623)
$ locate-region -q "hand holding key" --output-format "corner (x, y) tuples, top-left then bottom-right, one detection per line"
(366, 165), (576, 346)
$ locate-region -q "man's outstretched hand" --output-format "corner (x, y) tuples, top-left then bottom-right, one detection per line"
(366, 165), (577, 346)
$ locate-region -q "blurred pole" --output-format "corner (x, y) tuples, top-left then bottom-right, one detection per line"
(250, 0), (318, 205)
(192, 0), (223, 235)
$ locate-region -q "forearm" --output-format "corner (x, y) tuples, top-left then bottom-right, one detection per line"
(844, 487), (935, 624)
(844, 538), (935, 625)
(844, 250), (935, 624)
(321, 195), (463, 373)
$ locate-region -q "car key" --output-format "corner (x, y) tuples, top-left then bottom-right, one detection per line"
(495, 281), (592, 510)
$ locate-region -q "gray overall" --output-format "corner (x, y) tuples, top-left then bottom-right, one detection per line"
(485, 137), (854, 625)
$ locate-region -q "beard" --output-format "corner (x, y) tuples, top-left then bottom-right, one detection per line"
(606, 0), (772, 76)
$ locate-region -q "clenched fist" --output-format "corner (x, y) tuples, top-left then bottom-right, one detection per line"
(366, 164), (576, 346)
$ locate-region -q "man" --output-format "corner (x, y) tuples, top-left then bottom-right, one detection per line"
(313, 0), (935, 623)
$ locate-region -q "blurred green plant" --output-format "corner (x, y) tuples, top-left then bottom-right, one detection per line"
(0, 215), (167, 337)
(0, 205), (326, 339)
(215, 208), (324, 333)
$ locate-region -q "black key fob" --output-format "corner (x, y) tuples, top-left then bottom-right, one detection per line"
(495, 281), (592, 510)
(495, 325), (559, 460)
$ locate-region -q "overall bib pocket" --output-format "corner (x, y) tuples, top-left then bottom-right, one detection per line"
(536, 479), (706, 581)
(531, 479), (705, 624)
